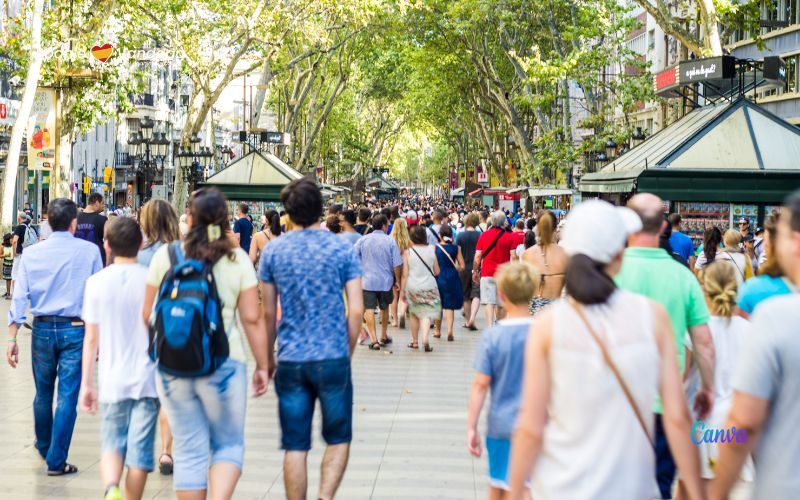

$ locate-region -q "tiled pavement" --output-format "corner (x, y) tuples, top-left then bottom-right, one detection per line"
(0, 299), (753, 499)
(1, 302), (488, 500)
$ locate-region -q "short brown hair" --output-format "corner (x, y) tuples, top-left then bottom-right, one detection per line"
(495, 261), (540, 306)
(105, 217), (142, 258)
(463, 212), (479, 228)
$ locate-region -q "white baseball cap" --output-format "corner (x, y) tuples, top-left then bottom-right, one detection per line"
(560, 200), (643, 264)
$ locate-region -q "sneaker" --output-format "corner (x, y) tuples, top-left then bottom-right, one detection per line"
(104, 486), (122, 500)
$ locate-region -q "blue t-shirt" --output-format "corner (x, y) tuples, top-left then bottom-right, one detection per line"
(669, 230), (695, 262)
(473, 318), (533, 439)
(354, 231), (402, 292)
(233, 217), (254, 253)
(259, 229), (362, 362)
(737, 275), (792, 315)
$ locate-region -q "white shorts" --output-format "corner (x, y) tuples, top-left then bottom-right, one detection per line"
(480, 277), (498, 305)
(10, 255), (21, 281)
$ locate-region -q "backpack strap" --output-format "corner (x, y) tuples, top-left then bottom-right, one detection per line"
(167, 241), (185, 267)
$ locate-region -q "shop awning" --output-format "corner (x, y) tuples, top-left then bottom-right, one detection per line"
(527, 188), (574, 197)
(468, 188), (483, 197)
(579, 97), (800, 202)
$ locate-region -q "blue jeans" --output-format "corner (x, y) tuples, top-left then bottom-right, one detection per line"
(157, 358), (247, 491)
(274, 357), (353, 451)
(655, 414), (676, 499)
(30, 321), (84, 471)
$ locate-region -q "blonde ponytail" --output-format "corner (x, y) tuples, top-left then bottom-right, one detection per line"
(700, 261), (738, 317)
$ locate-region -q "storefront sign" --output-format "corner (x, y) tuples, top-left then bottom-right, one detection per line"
(0, 97), (21, 126)
(679, 56), (735, 84)
(499, 193), (520, 201)
(26, 88), (56, 170)
(477, 172), (488, 183)
(654, 66), (680, 97)
(763, 56), (787, 86)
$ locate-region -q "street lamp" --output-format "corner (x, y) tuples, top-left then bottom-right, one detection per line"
(631, 127), (646, 147)
(605, 138), (617, 160)
(179, 141), (213, 192)
(127, 116), (168, 204)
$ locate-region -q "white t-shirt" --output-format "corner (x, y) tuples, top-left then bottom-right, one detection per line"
(82, 263), (157, 403)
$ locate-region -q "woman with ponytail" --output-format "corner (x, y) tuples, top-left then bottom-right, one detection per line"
(143, 188), (269, 498)
(679, 261), (753, 492)
(249, 209), (282, 266)
(521, 210), (568, 315)
(508, 200), (705, 500)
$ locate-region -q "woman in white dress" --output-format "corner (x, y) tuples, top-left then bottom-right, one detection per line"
(400, 224), (440, 352)
(507, 200), (705, 500)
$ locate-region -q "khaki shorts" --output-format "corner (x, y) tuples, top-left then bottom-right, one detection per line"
(480, 277), (498, 305)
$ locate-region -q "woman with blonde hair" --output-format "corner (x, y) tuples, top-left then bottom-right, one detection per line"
(679, 261), (753, 495)
(390, 218), (412, 327)
(521, 210), (568, 315)
(137, 199), (181, 267)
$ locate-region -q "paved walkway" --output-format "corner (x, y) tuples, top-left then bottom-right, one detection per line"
(0, 302), (487, 499)
(0, 299), (753, 499)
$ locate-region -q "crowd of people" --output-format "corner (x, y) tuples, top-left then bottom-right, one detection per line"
(3, 180), (800, 500)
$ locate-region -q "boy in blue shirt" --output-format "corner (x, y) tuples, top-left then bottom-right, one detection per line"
(467, 260), (540, 498)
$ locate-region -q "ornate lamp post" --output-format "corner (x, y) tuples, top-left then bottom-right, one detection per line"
(127, 116), (169, 203)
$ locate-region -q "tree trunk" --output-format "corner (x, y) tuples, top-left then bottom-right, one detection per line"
(2, 0), (45, 229)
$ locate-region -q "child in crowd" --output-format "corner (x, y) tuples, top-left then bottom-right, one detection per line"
(78, 217), (158, 500)
(467, 261), (540, 499)
(681, 260), (753, 494)
(2, 233), (13, 298)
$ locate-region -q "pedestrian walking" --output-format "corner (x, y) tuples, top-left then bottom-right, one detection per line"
(6, 198), (103, 476)
(249, 209), (281, 266)
(259, 178), (364, 500)
(668, 213), (696, 268)
(143, 188), (269, 499)
(75, 193), (108, 265)
(426, 209), (444, 245)
(354, 207), (372, 235)
(135, 198), (180, 476)
(233, 203), (254, 253)
(473, 211), (516, 326)
(78, 218), (159, 500)
(433, 225), (464, 341)
(10, 211), (36, 294)
(339, 209), (362, 246)
(355, 213), (403, 350)
(506, 200), (705, 500)
(389, 217), (412, 328)
(467, 261), (539, 499)
(675, 261), (753, 498)
(694, 226), (723, 272)
(3, 233), (13, 298)
(522, 210), (567, 315)
(401, 224), (441, 352)
(457, 212), (482, 330)
(711, 189), (800, 500)
(736, 217), (792, 318)
(615, 193), (716, 499)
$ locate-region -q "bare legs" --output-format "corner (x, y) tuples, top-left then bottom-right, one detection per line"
(483, 303), (495, 327)
(390, 290), (399, 327)
(410, 315), (420, 346)
(176, 463), (241, 500)
(467, 298), (480, 328)
(443, 309), (455, 339)
(363, 309), (379, 345)
(284, 444), (350, 500)
(159, 409), (173, 471)
(100, 451), (147, 500)
(379, 308), (389, 342)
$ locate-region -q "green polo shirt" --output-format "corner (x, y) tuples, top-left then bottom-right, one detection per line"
(615, 247), (710, 414)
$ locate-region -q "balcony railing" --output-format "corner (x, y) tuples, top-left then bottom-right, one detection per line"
(127, 93), (155, 107)
(116, 152), (131, 166)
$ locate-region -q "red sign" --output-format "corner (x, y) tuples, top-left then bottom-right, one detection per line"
(0, 102), (5, 119)
(654, 66), (680, 97)
(499, 193), (520, 201)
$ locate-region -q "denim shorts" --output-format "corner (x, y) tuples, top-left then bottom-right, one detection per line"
(100, 398), (160, 471)
(275, 357), (353, 451)
(157, 358), (247, 491)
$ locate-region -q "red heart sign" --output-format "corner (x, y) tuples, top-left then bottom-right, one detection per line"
(91, 43), (113, 63)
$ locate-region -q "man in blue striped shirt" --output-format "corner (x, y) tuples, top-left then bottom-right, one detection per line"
(6, 198), (102, 476)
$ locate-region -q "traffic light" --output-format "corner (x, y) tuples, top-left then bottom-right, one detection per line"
(83, 176), (90, 194)
(103, 166), (112, 183)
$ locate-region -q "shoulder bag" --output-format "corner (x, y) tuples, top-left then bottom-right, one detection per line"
(436, 243), (459, 270)
(570, 301), (655, 450)
(411, 247), (436, 279)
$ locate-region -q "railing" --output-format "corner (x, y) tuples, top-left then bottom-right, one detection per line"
(127, 93), (156, 107)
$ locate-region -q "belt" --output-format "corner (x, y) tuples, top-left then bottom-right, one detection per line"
(33, 315), (83, 324)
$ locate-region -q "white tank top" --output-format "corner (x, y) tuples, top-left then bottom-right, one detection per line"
(531, 290), (660, 499)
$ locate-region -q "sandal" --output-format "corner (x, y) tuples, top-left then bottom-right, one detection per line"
(159, 453), (173, 475)
(407, 342), (418, 349)
(380, 336), (393, 345)
(369, 342), (382, 351)
(424, 343), (433, 352)
(432, 332), (442, 339)
(47, 463), (78, 476)
(447, 334), (454, 341)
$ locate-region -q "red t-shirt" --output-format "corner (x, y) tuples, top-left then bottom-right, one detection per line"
(511, 231), (525, 247)
(476, 227), (515, 278)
